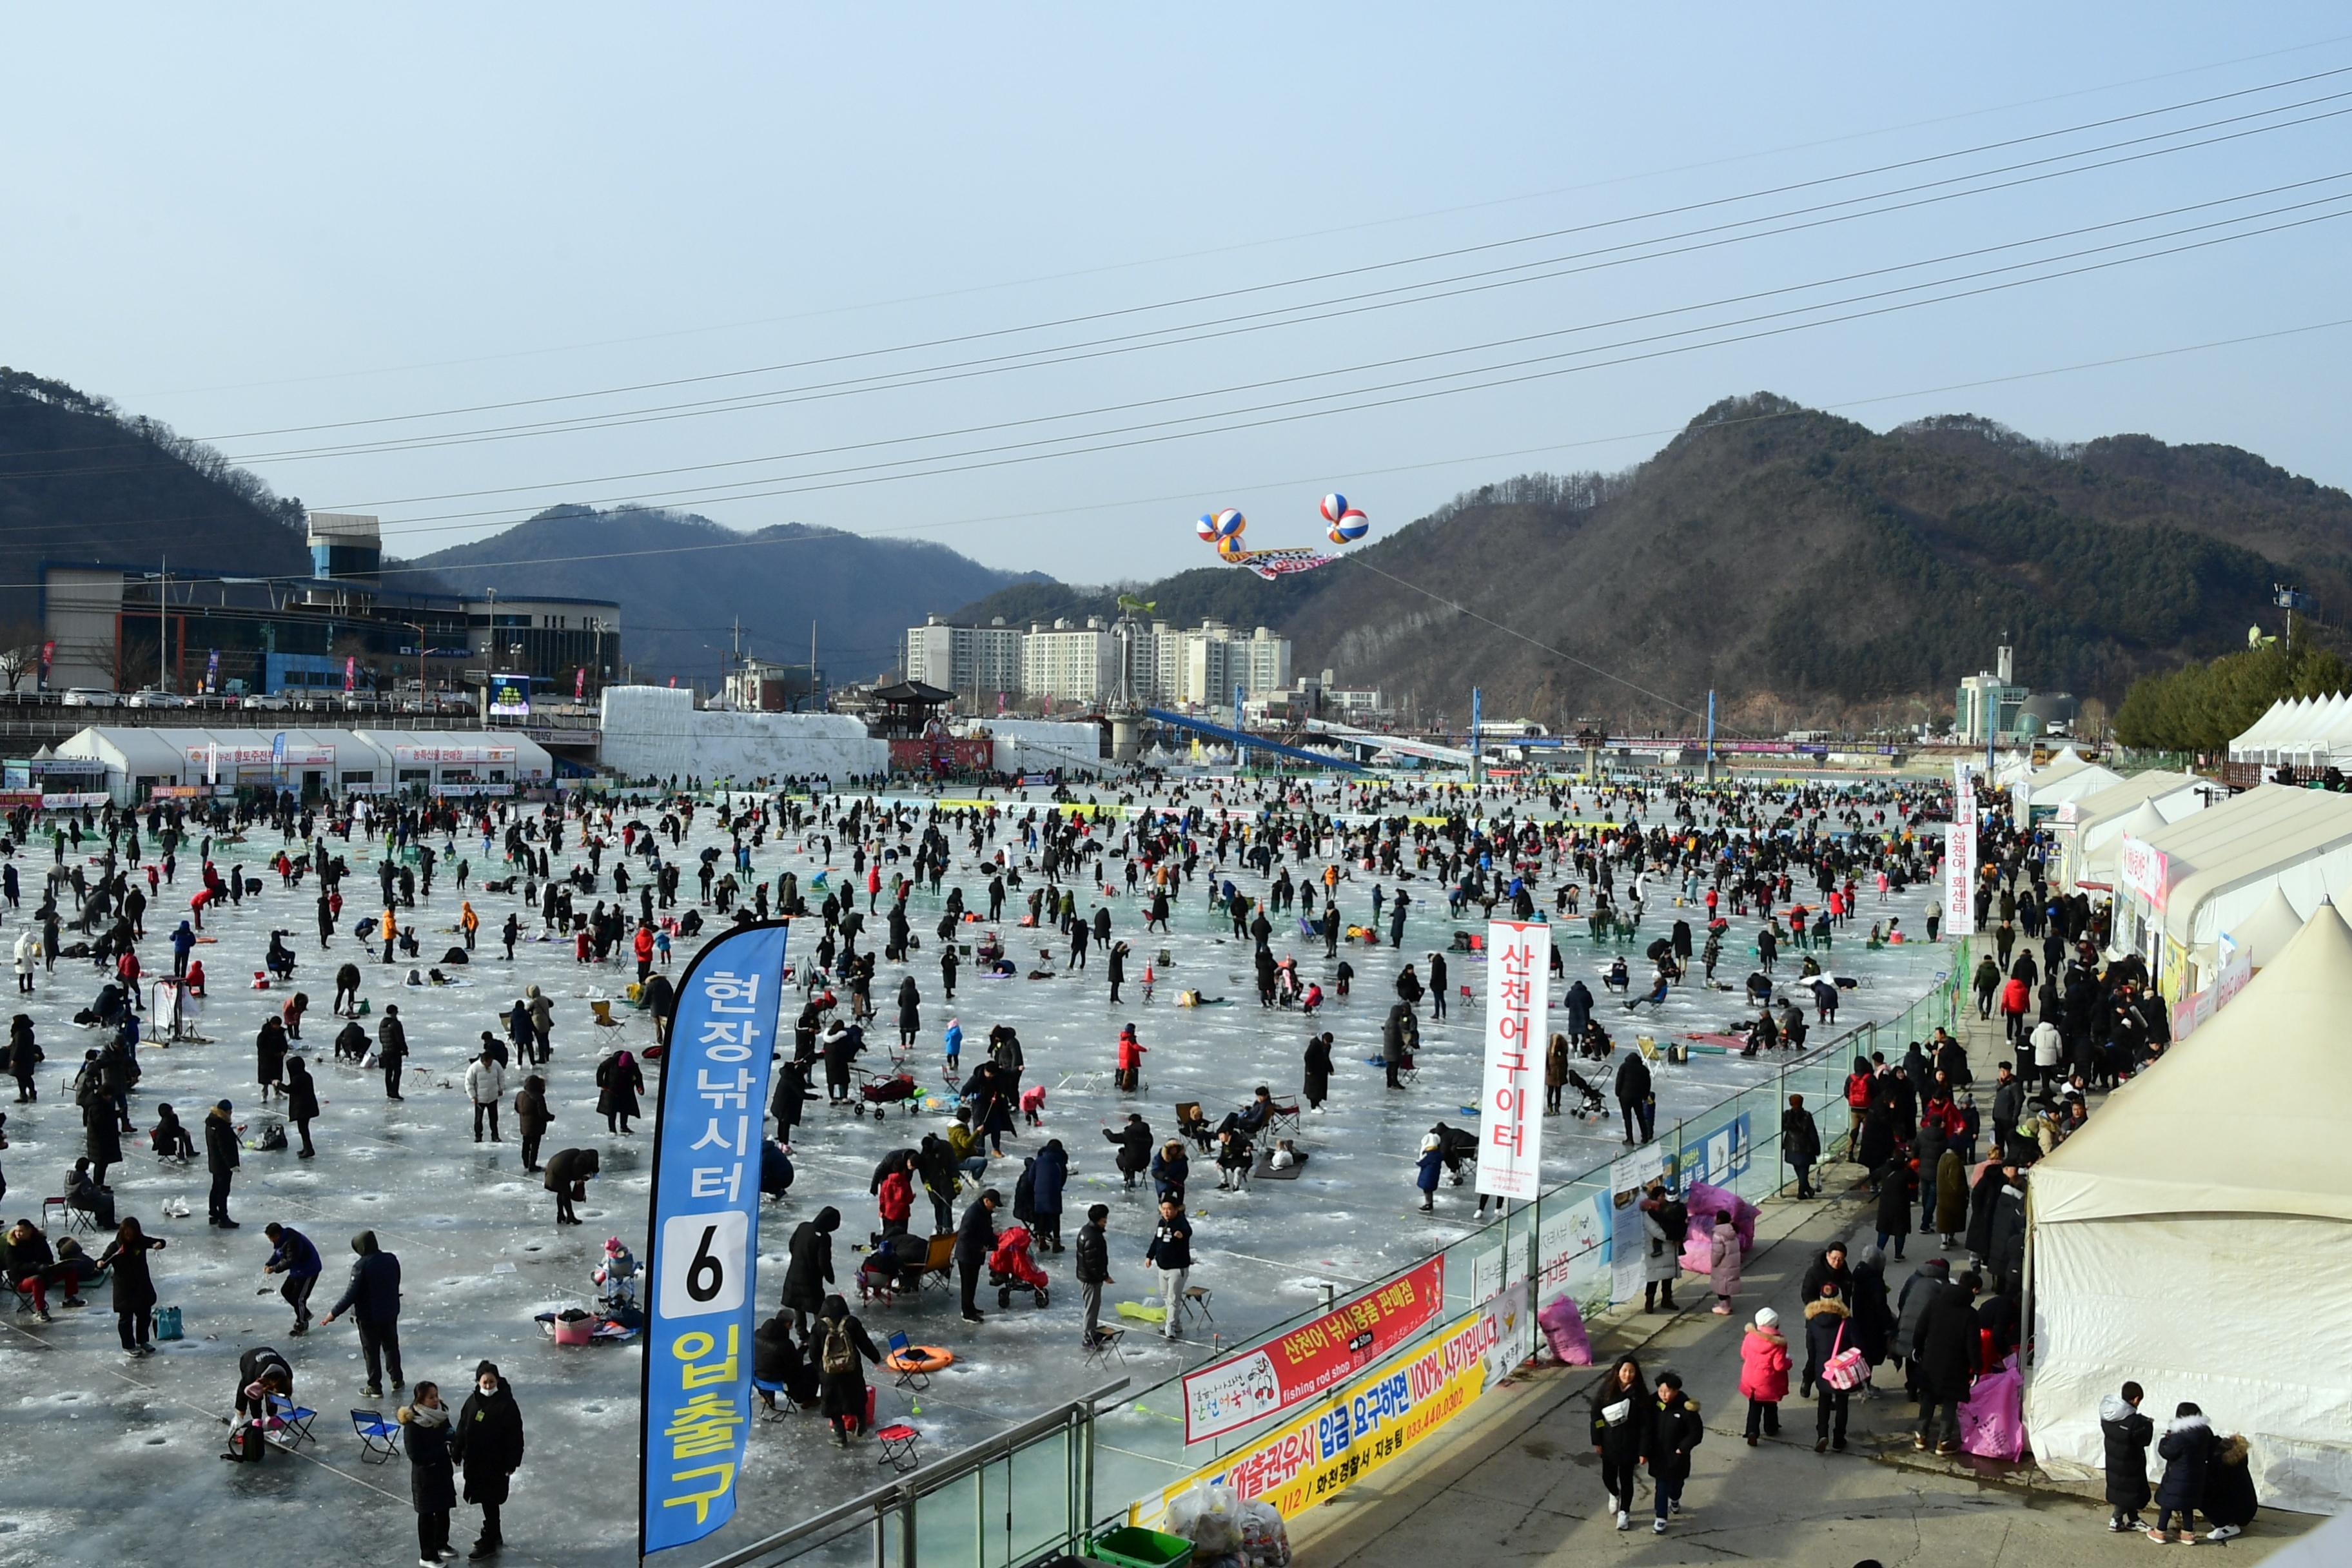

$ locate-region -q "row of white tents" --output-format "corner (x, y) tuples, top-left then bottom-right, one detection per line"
(2229, 692), (2352, 770)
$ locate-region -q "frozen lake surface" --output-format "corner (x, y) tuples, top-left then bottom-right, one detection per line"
(0, 779), (1947, 1567)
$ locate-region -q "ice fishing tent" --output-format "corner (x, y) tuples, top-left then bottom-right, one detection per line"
(2024, 903), (2352, 1511)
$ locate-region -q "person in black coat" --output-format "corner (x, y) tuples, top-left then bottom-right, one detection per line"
(284, 1057), (320, 1159)
(1781, 1093), (1821, 1198)
(1798, 1242), (1851, 1306)
(770, 1059), (814, 1148)
(451, 1361), (525, 1557)
(753, 1312), (820, 1412)
(2200, 1430), (2258, 1541)
(812, 1293), (881, 1445)
(2101, 1381), (2154, 1532)
(955, 1189), (1001, 1323)
(1302, 1032), (1333, 1110)
(1104, 1113), (1150, 1188)
(96, 1217), (166, 1353)
(1588, 1355), (1651, 1529)
(203, 1099), (241, 1227)
(1646, 1373), (1703, 1532)
(400, 1383), (458, 1564)
(1801, 1286), (1853, 1451)
(1848, 1244), (1894, 1375)
(1912, 1271), (1983, 1453)
(2151, 1404), (2215, 1542)
(542, 1146), (598, 1225)
(1872, 1155), (1915, 1260)
(321, 1230), (405, 1397)
(81, 1092), (123, 1190)
(1614, 1052), (1654, 1145)
(781, 1206), (839, 1333)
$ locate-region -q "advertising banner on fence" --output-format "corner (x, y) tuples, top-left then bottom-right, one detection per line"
(1141, 1284), (1530, 1529)
(1944, 763), (1975, 936)
(1537, 1192), (1609, 1306)
(1476, 921), (1549, 1199)
(1607, 1144), (1671, 1304)
(639, 922), (790, 1557)
(1182, 1257), (1445, 1442)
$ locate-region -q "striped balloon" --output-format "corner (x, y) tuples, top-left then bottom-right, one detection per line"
(1196, 513), (1221, 543)
(1213, 507), (1247, 539)
(1331, 507), (1370, 543)
(1319, 493), (1349, 524)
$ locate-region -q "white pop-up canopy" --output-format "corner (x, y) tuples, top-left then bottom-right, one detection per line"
(2025, 903), (2352, 1511)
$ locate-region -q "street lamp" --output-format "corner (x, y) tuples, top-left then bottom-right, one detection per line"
(402, 622), (428, 711)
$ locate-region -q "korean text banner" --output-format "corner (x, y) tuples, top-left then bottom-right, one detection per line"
(640, 921), (789, 1556)
(1141, 1284), (1529, 1528)
(1182, 1257), (1444, 1441)
(1476, 921), (1549, 1198)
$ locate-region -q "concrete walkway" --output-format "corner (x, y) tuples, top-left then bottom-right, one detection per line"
(1291, 961), (2314, 1567)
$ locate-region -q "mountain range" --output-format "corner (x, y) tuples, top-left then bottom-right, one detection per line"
(954, 393), (2352, 730)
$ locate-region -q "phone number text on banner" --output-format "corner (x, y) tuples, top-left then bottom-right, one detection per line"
(639, 922), (789, 1557)
(1181, 1257), (1444, 1442)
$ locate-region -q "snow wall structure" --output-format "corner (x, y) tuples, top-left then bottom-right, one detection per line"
(600, 685), (888, 783)
(976, 719), (1108, 776)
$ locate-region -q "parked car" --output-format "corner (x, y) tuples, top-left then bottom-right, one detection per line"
(60, 688), (118, 708)
(240, 692), (291, 711)
(126, 689), (190, 709)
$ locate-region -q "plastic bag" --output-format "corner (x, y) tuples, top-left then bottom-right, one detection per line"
(1958, 1355), (2026, 1460)
(1235, 1496), (1291, 1568)
(1678, 1181), (1759, 1273)
(1167, 1482), (1244, 1554)
(1537, 1295), (1593, 1366)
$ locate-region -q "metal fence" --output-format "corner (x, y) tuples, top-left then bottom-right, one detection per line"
(702, 941), (1969, 1568)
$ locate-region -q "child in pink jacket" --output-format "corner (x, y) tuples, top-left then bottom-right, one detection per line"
(1738, 1306), (1792, 1444)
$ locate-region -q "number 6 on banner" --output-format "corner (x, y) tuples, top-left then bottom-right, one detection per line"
(660, 1211), (748, 1318)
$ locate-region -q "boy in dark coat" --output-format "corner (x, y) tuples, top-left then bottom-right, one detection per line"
(1646, 1371), (1703, 1534)
(2100, 1380), (2153, 1533)
(2151, 1403), (2215, 1544)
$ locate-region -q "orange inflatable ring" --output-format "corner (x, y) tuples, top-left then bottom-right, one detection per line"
(886, 1345), (954, 1375)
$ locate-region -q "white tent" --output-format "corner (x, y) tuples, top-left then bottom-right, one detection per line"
(2223, 885), (2311, 970)
(2231, 692), (2352, 768)
(2079, 799), (2168, 890)
(2025, 904), (2352, 1511)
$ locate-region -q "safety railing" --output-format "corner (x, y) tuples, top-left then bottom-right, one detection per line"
(700, 935), (1970, 1568)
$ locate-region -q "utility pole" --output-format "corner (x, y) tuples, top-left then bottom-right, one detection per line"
(1470, 686), (1483, 787)
(158, 554), (168, 693)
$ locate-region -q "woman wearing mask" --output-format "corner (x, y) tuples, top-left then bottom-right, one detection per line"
(399, 1382), (456, 1566)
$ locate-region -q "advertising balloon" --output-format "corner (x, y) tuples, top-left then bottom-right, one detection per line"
(1319, 493), (1349, 525)
(1214, 507), (1246, 540)
(1216, 534), (1251, 562)
(1331, 507), (1370, 543)
(1196, 513), (1221, 543)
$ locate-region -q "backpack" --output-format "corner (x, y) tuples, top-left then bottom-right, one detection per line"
(821, 1319), (858, 1376)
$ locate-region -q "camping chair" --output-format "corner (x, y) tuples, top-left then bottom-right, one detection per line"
(874, 1422), (921, 1474)
(41, 1197), (94, 1239)
(915, 1233), (956, 1292)
(589, 999), (617, 1027)
(1173, 1101), (1214, 1153)
(350, 1409), (402, 1462)
(266, 1393), (319, 1449)
(884, 1330), (931, 1393)
(1260, 1099), (1302, 1146)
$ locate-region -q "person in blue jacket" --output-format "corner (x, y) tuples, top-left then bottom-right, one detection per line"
(1029, 1138), (1068, 1252)
(1416, 1132), (1446, 1213)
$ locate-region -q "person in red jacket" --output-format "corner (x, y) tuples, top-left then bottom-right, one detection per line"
(877, 1168), (914, 1239)
(632, 923), (654, 983)
(1115, 1024), (1146, 1093)
(1999, 974), (2031, 1043)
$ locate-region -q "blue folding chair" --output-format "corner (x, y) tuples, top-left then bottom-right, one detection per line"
(265, 1393), (318, 1449)
(350, 1408), (401, 1462)
(884, 1329), (930, 1392)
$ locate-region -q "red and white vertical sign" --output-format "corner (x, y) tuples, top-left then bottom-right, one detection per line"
(1476, 920), (1549, 1200)
(1943, 762), (1975, 936)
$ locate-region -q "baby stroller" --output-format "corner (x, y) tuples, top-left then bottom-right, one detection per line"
(854, 1070), (919, 1119)
(856, 1232), (932, 1305)
(1565, 1070), (1607, 1121)
(987, 1224), (1050, 1308)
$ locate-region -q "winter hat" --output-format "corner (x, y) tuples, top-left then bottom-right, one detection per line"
(1419, 1132), (1443, 1153)
(1753, 1306), (1779, 1329)
(215, 1098), (233, 1112)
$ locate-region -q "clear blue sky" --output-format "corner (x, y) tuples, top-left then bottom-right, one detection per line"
(5, 5), (2349, 583)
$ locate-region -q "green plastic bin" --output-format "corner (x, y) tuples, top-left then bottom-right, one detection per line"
(1088, 1527), (1194, 1568)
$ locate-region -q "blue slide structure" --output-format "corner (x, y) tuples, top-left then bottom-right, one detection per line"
(1144, 708), (1367, 772)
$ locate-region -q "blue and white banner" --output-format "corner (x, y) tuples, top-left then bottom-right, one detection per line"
(640, 920), (790, 1556)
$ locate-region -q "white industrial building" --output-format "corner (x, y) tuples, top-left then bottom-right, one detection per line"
(50, 726), (553, 804)
(600, 685), (887, 784)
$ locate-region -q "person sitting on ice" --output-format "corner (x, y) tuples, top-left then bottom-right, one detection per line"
(1625, 972), (1671, 1012)
(1745, 971), (1774, 1007)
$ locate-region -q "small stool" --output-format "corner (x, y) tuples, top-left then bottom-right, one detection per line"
(1182, 1286), (1215, 1327)
(875, 1422), (921, 1474)
(1083, 1328), (1129, 1370)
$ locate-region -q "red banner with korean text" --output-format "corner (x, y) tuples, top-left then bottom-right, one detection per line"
(1181, 1257), (1444, 1442)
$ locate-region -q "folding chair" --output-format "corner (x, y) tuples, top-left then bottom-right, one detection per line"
(267, 1393), (318, 1449)
(1180, 1286), (1215, 1330)
(1173, 1102), (1214, 1153)
(41, 1198), (93, 1239)
(350, 1408), (402, 1462)
(1081, 1327), (1130, 1372)
(874, 1422), (921, 1474)
(883, 1331), (931, 1393)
